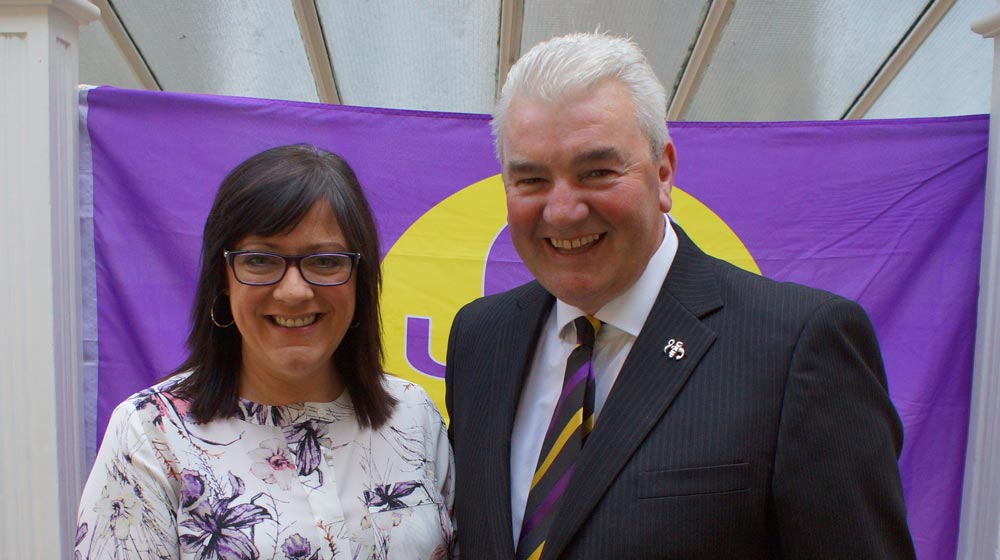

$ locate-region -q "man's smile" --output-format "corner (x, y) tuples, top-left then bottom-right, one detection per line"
(547, 233), (603, 252)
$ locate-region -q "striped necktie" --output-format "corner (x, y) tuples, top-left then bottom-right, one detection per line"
(516, 315), (601, 560)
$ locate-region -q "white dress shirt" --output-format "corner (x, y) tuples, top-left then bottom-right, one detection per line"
(509, 217), (679, 545)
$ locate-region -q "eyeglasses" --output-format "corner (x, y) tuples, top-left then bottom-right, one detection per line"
(224, 250), (361, 286)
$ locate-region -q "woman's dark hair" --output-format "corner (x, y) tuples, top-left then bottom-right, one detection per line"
(171, 144), (395, 429)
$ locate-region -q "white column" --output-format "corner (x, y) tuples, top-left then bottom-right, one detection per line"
(958, 4), (1000, 559)
(0, 0), (98, 557)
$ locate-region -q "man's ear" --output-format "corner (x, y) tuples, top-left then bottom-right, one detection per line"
(658, 141), (677, 213)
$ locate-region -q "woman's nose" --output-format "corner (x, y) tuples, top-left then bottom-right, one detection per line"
(272, 263), (314, 301)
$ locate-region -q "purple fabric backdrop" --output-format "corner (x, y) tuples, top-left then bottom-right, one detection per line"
(80, 86), (986, 559)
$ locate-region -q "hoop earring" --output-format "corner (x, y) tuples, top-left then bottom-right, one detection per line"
(210, 294), (235, 328)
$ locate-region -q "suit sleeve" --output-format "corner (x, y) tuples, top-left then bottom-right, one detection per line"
(772, 297), (915, 558)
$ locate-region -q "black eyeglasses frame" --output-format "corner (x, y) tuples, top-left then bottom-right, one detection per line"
(223, 249), (361, 287)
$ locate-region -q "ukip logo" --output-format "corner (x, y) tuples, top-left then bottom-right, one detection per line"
(380, 174), (759, 421)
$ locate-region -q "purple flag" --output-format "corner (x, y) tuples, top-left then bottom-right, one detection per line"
(80, 86), (986, 560)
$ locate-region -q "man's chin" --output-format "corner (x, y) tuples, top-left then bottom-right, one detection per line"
(547, 282), (606, 313)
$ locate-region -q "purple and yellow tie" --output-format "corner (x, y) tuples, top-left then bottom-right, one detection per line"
(516, 315), (601, 560)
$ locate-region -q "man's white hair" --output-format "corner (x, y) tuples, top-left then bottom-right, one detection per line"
(491, 32), (670, 163)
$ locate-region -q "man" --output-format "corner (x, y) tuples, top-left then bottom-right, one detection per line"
(445, 32), (915, 559)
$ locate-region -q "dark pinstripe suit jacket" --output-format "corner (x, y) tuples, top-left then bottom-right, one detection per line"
(445, 227), (915, 559)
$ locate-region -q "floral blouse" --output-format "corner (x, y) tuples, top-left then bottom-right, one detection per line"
(75, 373), (456, 560)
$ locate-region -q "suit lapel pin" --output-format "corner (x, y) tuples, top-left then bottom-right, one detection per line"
(663, 339), (685, 360)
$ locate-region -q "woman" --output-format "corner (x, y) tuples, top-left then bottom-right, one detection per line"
(75, 145), (456, 559)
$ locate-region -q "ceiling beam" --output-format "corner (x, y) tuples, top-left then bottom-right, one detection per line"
(843, 0), (955, 119)
(496, 0), (525, 101)
(91, 0), (159, 90)
(291, 0), (340, 104)
(667, 0), (734, 121)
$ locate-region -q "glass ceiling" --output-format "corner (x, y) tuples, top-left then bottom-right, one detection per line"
(78, 0), (993, 120)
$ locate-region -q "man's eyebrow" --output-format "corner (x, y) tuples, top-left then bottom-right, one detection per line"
(571, 147), (623, 166)
(505, 148), (624, 174)
(505, 160), (548, 175)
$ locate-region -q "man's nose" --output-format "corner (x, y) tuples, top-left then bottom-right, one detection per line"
(542, 179), (588, 227)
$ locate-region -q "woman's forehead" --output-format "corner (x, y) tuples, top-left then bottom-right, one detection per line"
(236, 201), (348, 250)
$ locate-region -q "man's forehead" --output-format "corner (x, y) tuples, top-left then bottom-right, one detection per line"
(504, 93), (560, 126)
(504, 84), (639, 136)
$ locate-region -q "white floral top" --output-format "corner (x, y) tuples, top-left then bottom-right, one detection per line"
(75, 373), (456, 560)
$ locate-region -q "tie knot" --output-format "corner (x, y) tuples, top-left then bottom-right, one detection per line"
(574, 315), (600, 347)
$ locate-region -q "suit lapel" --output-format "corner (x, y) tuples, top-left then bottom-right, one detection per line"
(541, 227), (724, 559)
(472, 282), (554, 556)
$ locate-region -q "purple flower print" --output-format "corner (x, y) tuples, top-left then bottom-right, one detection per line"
(74, 522), (88, 560)
(281, 533), (320, 560)
(249, 439), (297, 491)
(238, 402), (286, 426)
(363, 481), (424, 512)
(284, 421), (330, 481)
(76, 522), (88, 545)
(178, 471), (272, 559)
(180, 469), (206, 509)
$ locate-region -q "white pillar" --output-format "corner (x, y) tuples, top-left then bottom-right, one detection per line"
(0, 0), (98, 557)
(958, 4), (1000, 559)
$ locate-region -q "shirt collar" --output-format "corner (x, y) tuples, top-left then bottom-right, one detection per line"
(556, 216), (678, 338)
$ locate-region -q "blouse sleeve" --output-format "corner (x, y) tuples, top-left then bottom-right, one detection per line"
(75, 399), (180, 559)
(426, 391), (458, 559)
